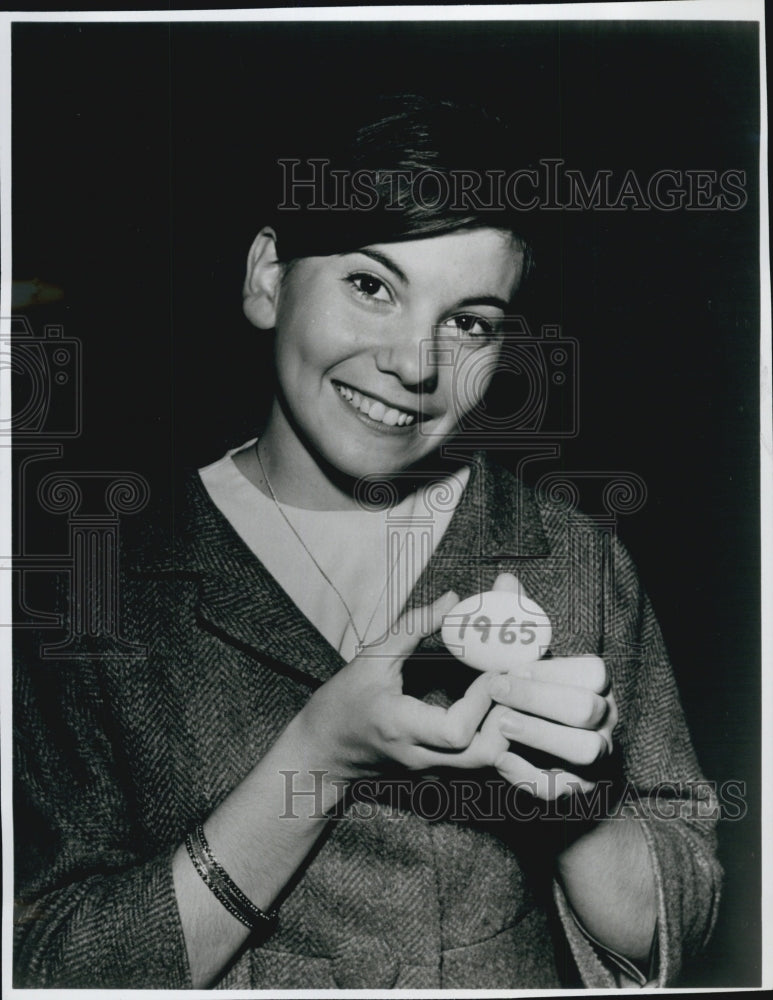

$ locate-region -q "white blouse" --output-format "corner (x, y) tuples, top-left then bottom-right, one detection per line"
(199, 441), (469, 662)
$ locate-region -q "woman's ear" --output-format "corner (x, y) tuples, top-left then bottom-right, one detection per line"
(243, 226), (282, 329)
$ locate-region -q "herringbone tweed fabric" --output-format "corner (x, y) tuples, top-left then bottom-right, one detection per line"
(13, 453), (722, 988)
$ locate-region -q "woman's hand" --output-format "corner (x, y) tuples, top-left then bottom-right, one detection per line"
(484, 570), (618, 799)
(291, 591), (493, 782)
(488, 653), (618, 799)
(437, 573), (618, 800)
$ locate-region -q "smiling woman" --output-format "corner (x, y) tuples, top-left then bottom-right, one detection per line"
(242, 226), (525, 504)
(13, 92), (723, 991)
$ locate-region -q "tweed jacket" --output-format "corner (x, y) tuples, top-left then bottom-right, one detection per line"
(13, 452), (722, 989)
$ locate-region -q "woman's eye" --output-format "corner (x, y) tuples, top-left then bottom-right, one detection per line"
(347, 272), (392, 302)
(443, 314), (496, 338)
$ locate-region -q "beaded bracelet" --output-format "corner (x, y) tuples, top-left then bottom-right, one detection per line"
(184, 823), (278, 931)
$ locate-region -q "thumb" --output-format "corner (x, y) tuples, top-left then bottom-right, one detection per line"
(377, 590), (460, 660)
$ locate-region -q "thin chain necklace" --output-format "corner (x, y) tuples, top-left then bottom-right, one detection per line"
(254, 439), (404, 651)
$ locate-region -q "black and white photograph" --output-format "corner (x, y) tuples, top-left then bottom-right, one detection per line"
(2, 2), (768, 993)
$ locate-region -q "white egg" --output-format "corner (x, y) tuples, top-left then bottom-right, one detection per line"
(441, 590), (552, 672)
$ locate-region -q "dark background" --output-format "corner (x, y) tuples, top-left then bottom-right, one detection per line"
(11, 19), (761, 987)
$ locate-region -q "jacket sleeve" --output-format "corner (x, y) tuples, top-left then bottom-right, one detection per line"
(13, 645), (192, 989)
(551, 533), (723, 988)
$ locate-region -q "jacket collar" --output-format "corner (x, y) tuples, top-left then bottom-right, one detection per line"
(127, 452), (550, 687)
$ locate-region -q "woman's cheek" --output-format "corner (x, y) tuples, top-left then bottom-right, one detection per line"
(450, 344), (500, 417)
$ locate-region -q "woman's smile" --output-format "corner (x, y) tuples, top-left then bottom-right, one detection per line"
(332, 379), (418, 430)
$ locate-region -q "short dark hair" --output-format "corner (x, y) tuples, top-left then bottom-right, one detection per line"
(268, 94), (534, 279)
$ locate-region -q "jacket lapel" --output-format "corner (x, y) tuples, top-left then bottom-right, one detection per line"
(128, 471), (345, 686)
(404, 451), (551, 612)
(127, 454), (551, 688)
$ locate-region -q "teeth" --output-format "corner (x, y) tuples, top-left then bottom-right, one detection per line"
(336, 382), (415, 426)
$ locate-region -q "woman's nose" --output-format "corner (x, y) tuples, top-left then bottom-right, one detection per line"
(374, 323), (439, 392)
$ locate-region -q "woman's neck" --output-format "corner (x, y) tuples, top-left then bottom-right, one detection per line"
(234, 407), (467, 512)
(233, 436), (357, 511)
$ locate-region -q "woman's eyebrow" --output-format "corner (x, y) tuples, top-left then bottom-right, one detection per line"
(453, 294), (511, 311)
(354, 248), (409, 284)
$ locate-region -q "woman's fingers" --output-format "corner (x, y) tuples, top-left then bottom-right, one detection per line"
(365, 590), (460, 663)
(498, 709), (610, 766)
(491, 655), (608, 694)
(400, 703), (510, 770)
(598, 689), (619, 754)
(360, 604), (616, 790)
(400, 671), (492, 750)
(485, 656), (616, 786)
(494, 751), (596, 800)
(490, 672), (609, 729)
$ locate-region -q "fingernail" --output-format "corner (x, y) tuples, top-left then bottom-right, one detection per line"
(499, 712), (522, 737)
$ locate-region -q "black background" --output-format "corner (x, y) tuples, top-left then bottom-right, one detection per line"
(11, 18), (761, 987)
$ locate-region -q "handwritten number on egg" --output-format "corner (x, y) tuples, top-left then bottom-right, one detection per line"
(473, 616), (491, 641)
(457, 615), (537, 645)
(499, 618), (517, 644)
(442, 589), (552, 672)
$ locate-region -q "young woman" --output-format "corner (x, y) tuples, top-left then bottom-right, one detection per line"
(14, 96), (721, 990)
